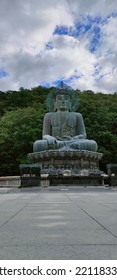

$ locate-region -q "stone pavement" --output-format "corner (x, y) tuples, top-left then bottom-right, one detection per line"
(0, 186), (117, 260)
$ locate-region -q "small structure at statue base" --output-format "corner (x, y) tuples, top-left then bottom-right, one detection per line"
(28, 87), (103, 185)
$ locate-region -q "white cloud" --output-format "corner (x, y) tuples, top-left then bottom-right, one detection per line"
(0, 0), (73, 56)
(93, 16), (117, 92)
(67, 0), (117, 17)
(0, 35), (97, 90)
(0, 0), (117, 92)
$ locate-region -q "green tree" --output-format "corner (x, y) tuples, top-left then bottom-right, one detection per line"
(0, 106), (45, 175)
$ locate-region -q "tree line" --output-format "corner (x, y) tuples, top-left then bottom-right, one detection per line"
(0, 87), (117, 175)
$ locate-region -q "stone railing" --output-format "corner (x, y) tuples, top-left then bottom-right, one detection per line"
(0, 176), (21, 188)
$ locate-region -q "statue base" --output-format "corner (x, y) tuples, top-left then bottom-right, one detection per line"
(28, 150), (103, 185)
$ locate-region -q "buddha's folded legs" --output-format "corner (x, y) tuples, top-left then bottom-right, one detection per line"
(68, 140), (98, 152)
(33, 139), (65, 152)
(33, 139), (98, 152)
(33, 140), (48, 152)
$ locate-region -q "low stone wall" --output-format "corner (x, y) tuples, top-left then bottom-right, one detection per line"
(0, 176), (21, 188)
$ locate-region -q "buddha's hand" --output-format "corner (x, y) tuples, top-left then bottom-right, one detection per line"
(73, 134), (86, 140)
(62, 136), (72, 140)
(56, 136), (72, 141)
(43, 135), (57, 147)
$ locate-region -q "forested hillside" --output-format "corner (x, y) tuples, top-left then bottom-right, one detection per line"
(0, 87), (117, 175)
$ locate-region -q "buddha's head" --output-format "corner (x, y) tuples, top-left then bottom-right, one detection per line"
(53, 89), (71, 111)
(46, 88), (79, 112)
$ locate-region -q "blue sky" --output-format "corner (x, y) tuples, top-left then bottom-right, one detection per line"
(0, 0), (117, 93)
(53, 17), (101, 52)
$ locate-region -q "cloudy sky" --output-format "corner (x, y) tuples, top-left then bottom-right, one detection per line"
(0, 0), (117, 93)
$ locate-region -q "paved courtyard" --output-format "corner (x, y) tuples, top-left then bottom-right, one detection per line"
(0, 186), (117, 259)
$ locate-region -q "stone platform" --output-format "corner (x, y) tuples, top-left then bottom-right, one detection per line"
(0, 187), (117, 260)
(48, 175), (103, 186)
(28, 150), (103, 177)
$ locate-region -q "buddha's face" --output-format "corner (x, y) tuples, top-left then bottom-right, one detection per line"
(55, 94), (71, 111)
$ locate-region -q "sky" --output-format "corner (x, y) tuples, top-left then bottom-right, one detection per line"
(0, 0), (117, 93)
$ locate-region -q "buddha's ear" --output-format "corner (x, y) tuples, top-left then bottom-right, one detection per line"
(54, 100), (57, 111)
(69, 102), (72, 111)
